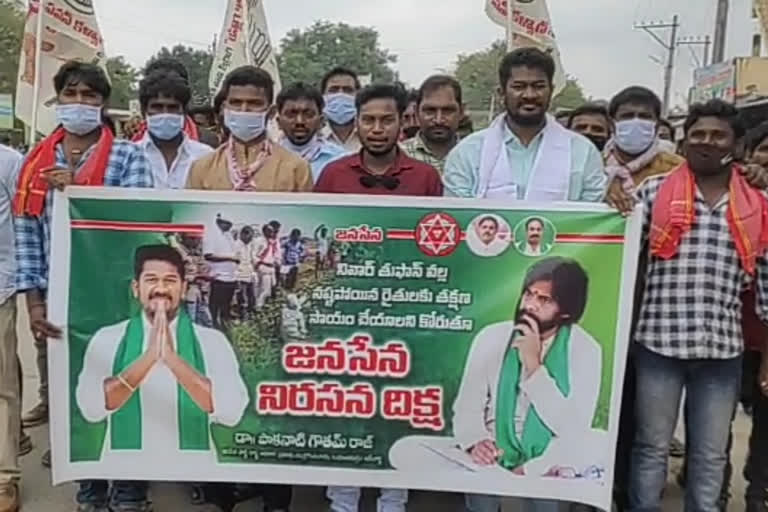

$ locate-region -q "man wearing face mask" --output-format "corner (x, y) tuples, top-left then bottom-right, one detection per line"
(13, 60), (154, 512)
(566, 103), (612, 152)
(320, 67), (362, 152)
(628, 99), (768, 512)
(401, 75), (464, 174)
(186, 66), (312, 193)
(137, 71), (212, 190)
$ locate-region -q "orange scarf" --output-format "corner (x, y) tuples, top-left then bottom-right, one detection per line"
(650, 162), (768, 275)
(13, 127), (115, 217)
(131, 116), (199, 142)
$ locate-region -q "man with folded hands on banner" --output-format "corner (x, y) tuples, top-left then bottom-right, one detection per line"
(13, 60), (154, 512)
(314, 84), (443, 196)
(628, 99), (768, 512)
(75, 245), (248, 463)
(137, 70), (213, 190)
(320, 67), (362, 153)
(185, 66), (312, 193)
(315, 82), (442, 512)
(276, 82), (345, 183)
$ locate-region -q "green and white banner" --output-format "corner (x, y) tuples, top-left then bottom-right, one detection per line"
(48, 188), (641, 510)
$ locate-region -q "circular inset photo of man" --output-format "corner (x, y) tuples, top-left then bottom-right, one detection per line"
(513, 216), (557, 257)
(465, 214), (512, 258)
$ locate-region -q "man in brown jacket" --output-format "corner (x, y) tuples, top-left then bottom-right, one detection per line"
(186, 66), (312, 193)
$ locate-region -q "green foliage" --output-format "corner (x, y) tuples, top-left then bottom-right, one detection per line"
(0, 0), (24, 97)
(144, 45), (213, 104)
(277, 21), (397, 88)
(553, 77), (588, 111)
(106, 56), (139, 109)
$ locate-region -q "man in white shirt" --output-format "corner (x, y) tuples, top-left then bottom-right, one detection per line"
(235, 226), (257, 319)
(75, 245), (248, 465)
(203, 215), (239, 329)
(389, 258), (605, 506)
(466, 215), (509, 258)
(252, 223), (282, 309)
(137, 70), (212, 189)
(516, 218), (551, 257)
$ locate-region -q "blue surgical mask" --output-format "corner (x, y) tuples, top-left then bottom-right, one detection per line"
(55, 104), (102, 135)
(614, 118), (657, 155)
(147, 113), (184, 141)
(224, 109), (267, 142)
(324, 93), (357, 125)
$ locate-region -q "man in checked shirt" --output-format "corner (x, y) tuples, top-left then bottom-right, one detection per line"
(13, 61), (154, 512)
(628, 99), (768, 512)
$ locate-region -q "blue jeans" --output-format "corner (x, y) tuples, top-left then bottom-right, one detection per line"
(76, 480), (148, 507)
(464, 494), (566, 512)
(629, 344), (741, 512)
(327, 486), (407, 512)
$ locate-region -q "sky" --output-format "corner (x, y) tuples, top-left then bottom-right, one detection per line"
(93, 0), (761, 108)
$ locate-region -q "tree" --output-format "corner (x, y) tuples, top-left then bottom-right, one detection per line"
(277, 21), (397, 87)
(454, 40), (588, 112)
(0, 0), (24, 97)
(145, 45), (213, 104)
(106, 56), (139, 109)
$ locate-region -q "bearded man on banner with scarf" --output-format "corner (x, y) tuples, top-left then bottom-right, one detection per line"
(75, 245), (248, 464)
(13, 61), (157, 511)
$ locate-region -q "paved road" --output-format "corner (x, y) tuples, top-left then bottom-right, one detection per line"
(13, 300), (751, 511)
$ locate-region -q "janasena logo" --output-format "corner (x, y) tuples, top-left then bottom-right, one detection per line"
(63, 0), (94, 15)
(415, 213), (461, 258)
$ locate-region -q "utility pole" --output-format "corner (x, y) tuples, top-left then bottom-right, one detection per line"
(635, 15), (680, 116)
(712, 0), (730, 63)
(678, 35), (713, 67)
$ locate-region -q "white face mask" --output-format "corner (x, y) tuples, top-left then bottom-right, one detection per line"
(614, 118), (657, 155)
(224, 109), (268, 142)
(55, 104), (102, 135)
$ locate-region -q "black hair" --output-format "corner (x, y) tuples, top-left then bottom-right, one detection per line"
(134, 245), (185, 280)
(290, 228), (302, 237)
(54, 61), (111, 100)
(747, 121), (768, 153)
(567, 103), (611, 129)
(658, 118), (673, 134)
(138, 71), (192, 111)
(190, 105), (215, 119)
(526, 217), (545, 229)
(220, 66), (275, 104)
(608, 86), (662, 119)
(144, 58), (190, 83)
(320, 67), (361, 93)
(355, 84), (408, 115)
(478, 216), (499, 229)
(498, 48), (555, 88)
(417, 75), (463, 106)
(276, 82), (324, 112)
(269, 220), (281, 230)
(684, 99), (746, 140)
(407, 89), (419, 105)
(522, 257), (589, 324)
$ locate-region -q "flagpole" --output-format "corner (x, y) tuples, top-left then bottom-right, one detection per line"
(505, 0), (514, 51)
(29, 0), (44, 145)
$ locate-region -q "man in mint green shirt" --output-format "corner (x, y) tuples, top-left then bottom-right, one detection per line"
(443, 49), (606, 203)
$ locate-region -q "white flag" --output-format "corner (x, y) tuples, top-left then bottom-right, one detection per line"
(15, 0), (107, 135)
(485, 0), (566, 93)
(209, 0), (281, 98)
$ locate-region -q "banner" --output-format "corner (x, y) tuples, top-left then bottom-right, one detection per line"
(15, 0), (107, 136)
(209, 0), (282, 98)
(485, 0), (567, 94)
(49, 189), (641, 510)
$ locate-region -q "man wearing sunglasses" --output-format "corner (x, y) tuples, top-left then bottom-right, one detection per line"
(314, 84), (443, 196)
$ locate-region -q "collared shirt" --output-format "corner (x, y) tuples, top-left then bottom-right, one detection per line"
(235, 240), (256, 282)
(15, 140), (153, 293)
(321, 125), (362, 153)
(203, 227), (238, 283)
(0, 145), (22, 305)
(253, 237), (282, 268)
(314, 151), (443, 196)
(400, 133), (455, 174)
(282, 239), (305, 266)
(280, 137), (346, 183)
(140, 133), (213, 189)
(442, 122), (606, 201)
(635, 175), (768, 360)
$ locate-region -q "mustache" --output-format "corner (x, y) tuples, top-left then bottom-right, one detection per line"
(149, 293), (173, 301)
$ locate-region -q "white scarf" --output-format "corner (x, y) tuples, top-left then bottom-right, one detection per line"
(603, 138), (667, 194)
(477, 114), (572, 201)
(280, 135), (325, 162)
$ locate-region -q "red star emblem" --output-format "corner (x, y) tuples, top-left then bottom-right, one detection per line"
(416, 213), (460, 257)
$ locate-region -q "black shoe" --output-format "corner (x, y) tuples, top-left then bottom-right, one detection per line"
(747, 500), (768, 512)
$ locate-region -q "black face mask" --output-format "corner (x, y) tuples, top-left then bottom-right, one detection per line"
(686, 143), (733, 176)
(402, 126), (419, 139)
(586, 135), (608, 152)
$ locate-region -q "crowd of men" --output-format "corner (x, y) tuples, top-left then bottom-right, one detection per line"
(0, 45), (767, 512)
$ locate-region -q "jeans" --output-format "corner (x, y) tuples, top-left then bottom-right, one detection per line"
(629, 344), (741, 512)
(464, 494), (567, 512)
(745, 353), (768, 507)
(76, 480), (148, 506)
(327, 486), (407, 512)
(209, 280), (236, 329)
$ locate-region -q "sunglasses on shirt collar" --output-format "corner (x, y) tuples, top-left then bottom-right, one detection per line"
(359, 175), (400, 190)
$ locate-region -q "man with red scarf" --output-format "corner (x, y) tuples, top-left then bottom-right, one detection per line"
(13, 61), (153, 512)
(628, 99), (768, 512)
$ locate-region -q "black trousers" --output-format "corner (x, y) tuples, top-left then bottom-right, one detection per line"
(209, 280), (236, 329)
(613, 349), (636, 511)
(745, 352), (768, 506)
